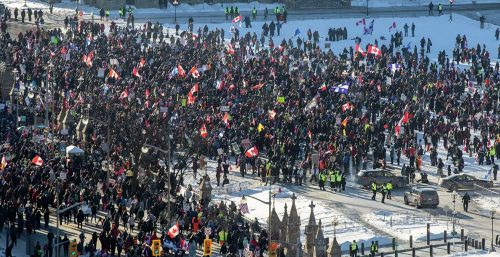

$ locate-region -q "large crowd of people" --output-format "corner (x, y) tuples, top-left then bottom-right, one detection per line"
(0, 3), (499, 257)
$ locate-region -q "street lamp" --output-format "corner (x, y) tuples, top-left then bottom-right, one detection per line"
(451, 190), (458, 235)
(82, 115), (111, 183)
(24, 0), (27, 7)
(11, 69), (19, 126)
(490, 208), (496, 252)
(172, 0), (179, 23)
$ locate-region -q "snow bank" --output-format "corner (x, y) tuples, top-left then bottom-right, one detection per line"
(364, 210), (458, 242)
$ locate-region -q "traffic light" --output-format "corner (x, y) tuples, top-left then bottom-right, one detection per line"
(69, 240), (78, 257)
(152, 239), (161, 257)
(269, 242), (278, 257)
(203, 239), (212, 256)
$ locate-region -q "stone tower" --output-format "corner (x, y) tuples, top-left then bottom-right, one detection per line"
(287, 193), (301, 257)
(280, 204), (289, 243)
(314, 220), (327, 257)
(304, 201), (318, 255)
(327, 237), (341, 257)
(270, 206), (282, 241)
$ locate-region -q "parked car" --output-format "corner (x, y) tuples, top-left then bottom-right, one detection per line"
(404, 187), (439, 208)
(355, 169), (408, 188)
(439, 174), (493, 191)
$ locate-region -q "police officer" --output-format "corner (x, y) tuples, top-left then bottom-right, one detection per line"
(386, 181), (393, 199)
(105, 9), (110, 21)
(252, 7), (257, 20)
(381, 183), (387, 204)
(329, 169), (335, 191)
(21, 9), (26, 23)
(370, 241), (378, 257)
(319, 171), (326, 191)
(350, 240), (359, 257)
(438, 3), (443, 16)
(225, 7), (229, 20)
(335, 170), (342, 192)
(371, 181), (377, 200)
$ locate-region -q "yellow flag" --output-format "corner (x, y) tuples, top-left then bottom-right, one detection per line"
(257, 123), (264, 133)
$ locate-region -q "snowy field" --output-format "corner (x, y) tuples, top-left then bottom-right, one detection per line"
(168, 14), (500, 64)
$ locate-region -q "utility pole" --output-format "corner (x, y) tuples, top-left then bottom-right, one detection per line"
(166, 118), (171, 228)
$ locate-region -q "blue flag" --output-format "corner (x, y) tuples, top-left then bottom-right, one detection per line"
(294, 28), (301, 37)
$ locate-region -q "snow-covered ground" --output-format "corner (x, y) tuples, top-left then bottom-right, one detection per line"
(169, 14), (500, 64)
(364, 210), (459, 242)
(444, 250), (500, 257)
(214, 186), (392, 251)
(351, 0), (500, 8)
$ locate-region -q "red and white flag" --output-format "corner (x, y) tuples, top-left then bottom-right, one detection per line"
(82, 52), (93, 67)
(132, 67), (141, 78)
(222, 113), (230, 125)
(109, 68), (120, 79)
(200, 124), (208, 139)
(251, 82), (265, 90)
(167, 224), (180, 238)
(245, 146), (259, 158)
(368, 45), (382, 56)
(232, 15), (242, 23)
(355, 44), (366, 56)
(139, 58), (146, 68)
(32, 155), (43, 166)
(268, 110), (277, 120)
(226, 43), (235, 55)
(0, 155), (7, 170)
(187, 83), (199, 103)
(216, 80), (225, 91)
(120, 89), (129, 99)
(342, 102), (353, 112)
(177, 64), (186, 77)
(189, 66), (200, 78)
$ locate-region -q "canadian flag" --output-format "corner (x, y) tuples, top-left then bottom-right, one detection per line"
(319, 83), (327, 92)
(139, 58), (146, 68)
(82, 52), (93, 67)
(177, 64), (186, 77)
(232, 15), (242, 23)
(342, 102), (353, 112)
(251, 82), (265, 90)
(189, 66), (200, 78)
(132, 67), (141, 78)
(216, 80), (225, 91)
(226, 43), (235, 55)
(187, 83), (199, 104)
(355, 44), (366, 56)
(109, 68), (120, 79)
(200, 124), (208, 139)
(32, 155), (43, 166)
(0, 155), (7, 170)
(167, 224), (180, 238)
(120, 89), (129, 99)
(368, 45), (382, 56)
(245, 146), (259, 158)
(268, 110), (277, 120)
(401, 111), (412, 124)
(222, 113), (230, 125)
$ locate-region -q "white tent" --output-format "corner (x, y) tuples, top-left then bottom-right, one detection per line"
(66, 145), (85, 156)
